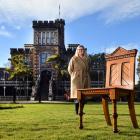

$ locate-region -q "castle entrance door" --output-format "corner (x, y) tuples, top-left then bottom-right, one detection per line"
(39, 70), (51, 100)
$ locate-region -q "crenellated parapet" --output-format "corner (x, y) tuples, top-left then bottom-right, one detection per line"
(32, 19), (65, 28)
(10, 48), (31, 55)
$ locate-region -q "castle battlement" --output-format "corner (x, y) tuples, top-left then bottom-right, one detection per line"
(32, 19), (65, 28)
(10, 48), (30, 55)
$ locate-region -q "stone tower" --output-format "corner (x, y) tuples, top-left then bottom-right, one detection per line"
(32, 19), (65, 80)
(30, 19), (66, 100)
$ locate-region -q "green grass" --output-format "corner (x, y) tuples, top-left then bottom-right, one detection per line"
(0, 102), (140, 140)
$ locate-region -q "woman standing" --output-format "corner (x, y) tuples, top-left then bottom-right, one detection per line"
(68, 45), (90, 114)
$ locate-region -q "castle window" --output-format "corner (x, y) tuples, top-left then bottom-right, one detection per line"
(38, 32), (41, 44)
(40, 52), (47, 64)
(46, 31), (58, 45)
(50, 32), (55, 44)
(34, 31), (38, 44)
(5, 72), (9, 80)
(92, 71), (98, 81)
(46, 31), (51, 44)
(24, 55), (31, 66)
(53, 31), (58, 44)
(47, 53), (51, 58)
(0, 71), (3, 80)
(42, 32), (46, 45)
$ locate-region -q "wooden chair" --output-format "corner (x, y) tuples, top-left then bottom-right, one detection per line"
(77, 47), (139, 133)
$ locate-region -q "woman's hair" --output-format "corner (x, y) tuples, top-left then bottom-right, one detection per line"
(75, 45), (86, 57)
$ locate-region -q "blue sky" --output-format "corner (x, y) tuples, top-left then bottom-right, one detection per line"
(0, 0), (140, 70)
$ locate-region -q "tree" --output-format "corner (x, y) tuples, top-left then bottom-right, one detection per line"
(46, 54), (69, 80)
(6, 54), (32, 103)
(137, 55), (140, 63)
(6, 54), (32, 80)
(136, 54), (140, 101)
(89, 53), (106, 63)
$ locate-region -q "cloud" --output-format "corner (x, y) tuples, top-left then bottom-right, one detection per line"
(0, 26), (12, 37)
(120, 43), (140, 50)
(105, 46), (116, 54)
(105, 43), (140, 54)
(1, 25), (5, 30)
(101, 0), (140, 24)
(15, 26), (21, 30)
(0, 0), (140, 27)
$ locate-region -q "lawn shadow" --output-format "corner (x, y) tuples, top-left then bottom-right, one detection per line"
(30, 128), (48, 131)
(117, 113), (140, 116)
(119, 128), (140, 137)
(0, 105), (24, 110)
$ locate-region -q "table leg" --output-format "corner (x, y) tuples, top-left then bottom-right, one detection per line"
(112, 99), (119, 133)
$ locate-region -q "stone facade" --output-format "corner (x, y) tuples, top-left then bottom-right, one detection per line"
(0, 18), (106, 101)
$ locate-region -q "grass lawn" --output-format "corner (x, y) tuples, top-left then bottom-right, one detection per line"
(0, 102), (140, 140)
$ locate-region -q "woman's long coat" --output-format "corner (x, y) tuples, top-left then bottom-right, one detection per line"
(68, 55), (90, 99)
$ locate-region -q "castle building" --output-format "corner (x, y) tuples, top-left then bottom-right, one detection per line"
(0, 18), (106, 101)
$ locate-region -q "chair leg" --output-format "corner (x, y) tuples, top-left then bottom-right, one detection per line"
(102, 96), (112, 126)
(79, 99), (84, 129)
(128, 92), (139, 128)
(75, 103), (79, 115)
(112, 99), (119, 133)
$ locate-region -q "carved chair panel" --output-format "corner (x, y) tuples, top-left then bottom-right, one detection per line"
(110, 64), (119, 86)
(121, 62), (130, 86)
(105, 47), (137, 90)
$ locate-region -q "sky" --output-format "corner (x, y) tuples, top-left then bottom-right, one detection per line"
(0, 0), (140, 81)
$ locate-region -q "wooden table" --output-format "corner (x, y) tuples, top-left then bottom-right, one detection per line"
(77, 87), (139, 133)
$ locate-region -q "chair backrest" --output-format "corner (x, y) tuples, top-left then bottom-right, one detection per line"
(105, 47), (137, 90)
